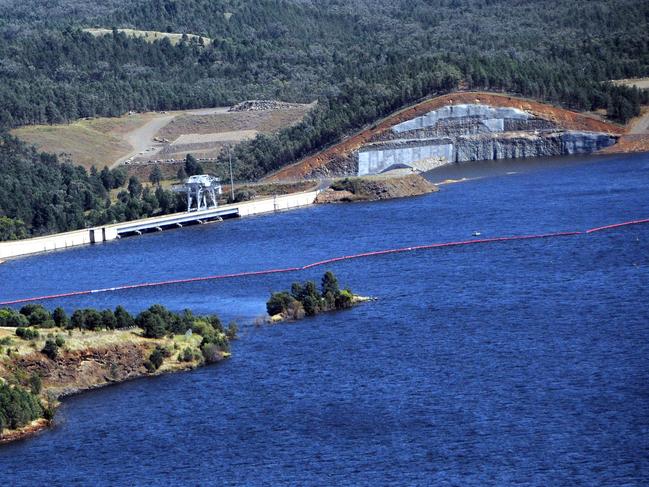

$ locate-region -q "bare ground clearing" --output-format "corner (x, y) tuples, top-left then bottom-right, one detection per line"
(12, 105), (311, 171)
(611, 77), (649, 89)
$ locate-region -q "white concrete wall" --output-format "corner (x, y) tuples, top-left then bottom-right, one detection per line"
(0, 228), (93, 259)
(237, 190), (319, 216)
(358, 144), (454, 176)
(0, 190), (320, 260)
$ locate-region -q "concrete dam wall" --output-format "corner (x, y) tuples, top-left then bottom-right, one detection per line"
(357, 104), (617, 176)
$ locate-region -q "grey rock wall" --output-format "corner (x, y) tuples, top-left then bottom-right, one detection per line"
(356, 103), (617, 176)
(357, 132), (617, 175)
(393, 104), (531, 133)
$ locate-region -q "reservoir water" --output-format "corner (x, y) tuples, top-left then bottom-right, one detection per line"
(1, 153), (648, 485)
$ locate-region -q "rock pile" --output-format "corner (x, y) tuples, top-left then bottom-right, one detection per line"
(228, 100), (301, 112)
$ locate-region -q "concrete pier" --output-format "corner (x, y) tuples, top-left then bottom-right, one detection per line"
(0, 190), (320, 260)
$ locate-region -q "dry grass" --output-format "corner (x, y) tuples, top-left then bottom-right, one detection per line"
(611, 77), (649, 89)
(0, 326), (204, 361)
(12, 104), (312, 173)
(84, 28), (211, 46)
(159, 107), (311, 141)
(11, 113), (155, 170)
(171, 130), (259, 145)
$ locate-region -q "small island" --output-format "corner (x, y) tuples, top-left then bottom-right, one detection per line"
(0, 304), (236, 443)
(266, 271), (369, 322)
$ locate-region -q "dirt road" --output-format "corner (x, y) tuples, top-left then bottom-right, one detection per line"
(110, 107), (230, 169)
(629, 108), (649, 135)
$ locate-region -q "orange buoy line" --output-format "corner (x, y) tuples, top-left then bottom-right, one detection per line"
(1, 218), (647, 306)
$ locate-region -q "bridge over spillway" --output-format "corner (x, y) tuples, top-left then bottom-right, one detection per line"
(112, 205), (239, 237)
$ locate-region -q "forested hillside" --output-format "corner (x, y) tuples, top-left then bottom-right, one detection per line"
(0, 0), (647, 127)
(0, 0), (648, 237)
(0, 134), (188, 239)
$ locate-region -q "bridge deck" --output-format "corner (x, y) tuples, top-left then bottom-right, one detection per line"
(113, 206), (240, 235)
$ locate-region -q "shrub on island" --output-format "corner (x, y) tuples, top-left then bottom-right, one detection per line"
(266, 271), (356, 320)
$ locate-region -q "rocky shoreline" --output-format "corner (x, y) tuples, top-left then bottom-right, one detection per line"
(0, 349), (225, 444)
(0, 322), (231, 445)
(315, 173), (438, 204)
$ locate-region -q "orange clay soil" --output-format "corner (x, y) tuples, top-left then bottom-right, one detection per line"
(263, 91), (626, 182)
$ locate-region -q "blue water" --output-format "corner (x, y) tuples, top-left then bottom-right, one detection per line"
(1, 153), (649, 485)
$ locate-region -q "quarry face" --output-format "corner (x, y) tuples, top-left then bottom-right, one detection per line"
(357, 104), (618, 176)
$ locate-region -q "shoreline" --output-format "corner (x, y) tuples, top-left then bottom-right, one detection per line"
(0, 319), (233, 446)
(0, 354), (229, 445)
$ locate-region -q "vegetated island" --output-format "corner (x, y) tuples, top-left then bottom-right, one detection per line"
(0, 304), (236, 444)
(266, 271), (370, 322)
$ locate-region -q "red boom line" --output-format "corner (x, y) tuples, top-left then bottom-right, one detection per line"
(1, 218), (647, 306)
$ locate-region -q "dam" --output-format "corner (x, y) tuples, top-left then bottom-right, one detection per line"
(0, 190), (319, 260)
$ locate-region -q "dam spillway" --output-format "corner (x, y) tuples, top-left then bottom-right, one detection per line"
(357, 104), (618, 176)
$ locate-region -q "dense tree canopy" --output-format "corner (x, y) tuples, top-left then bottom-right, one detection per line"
(0, 133), (188, 239)
(0, 0), (647, 236)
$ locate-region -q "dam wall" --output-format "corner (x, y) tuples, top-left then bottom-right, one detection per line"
(0, 190), (319, 260)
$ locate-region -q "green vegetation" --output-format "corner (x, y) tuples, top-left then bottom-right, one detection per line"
(0, 133), (190, 239)
(0, 383), (44, 431)
(7, 303), (235, 369)
(41, 339), (59, 360)
(15, 328), (40, 340)
(267, 271), (355, 319)
(145, 346), (171, 372)
(0, 0), (648, 237)
(0, 302), (237, 436)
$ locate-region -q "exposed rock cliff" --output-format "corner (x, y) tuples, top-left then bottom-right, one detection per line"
(264, 92), (624, 182)
(357, 103), (618, 175)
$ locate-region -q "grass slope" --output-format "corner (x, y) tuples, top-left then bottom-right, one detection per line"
(84, 28), (211, 46)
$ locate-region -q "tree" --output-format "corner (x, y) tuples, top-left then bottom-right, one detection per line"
(20, 304), (52, 327)
(302, 295), (320, 316)
(114, 306), (133, 328)
(70, 309), (85, 329)
(111, 168), (128, 188)
(146, 346), (168, 371)
(29, 374), (42, 395)
(266, 292), (295, 316)
(321, 271), (340, 307)
(83, 309), (103, 330)
(149, 166), (163, 186)
(52, 307), (69, 328)
(100, 166), (115, 190)
(0, 217), (27, 240)
(0, 383), (43, 430)
(184, 154), (203, 176)
(100, 309), (117, 329)
(176, 166), (187, 181)
(137, 311), (167, 338)
(0, 308), (28, 327)
(128, 176), (143, 198)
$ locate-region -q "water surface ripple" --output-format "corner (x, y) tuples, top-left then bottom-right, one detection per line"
(1, 154), (648, 486)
